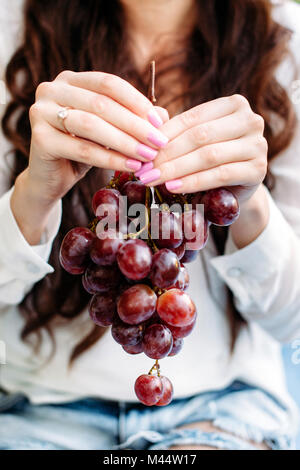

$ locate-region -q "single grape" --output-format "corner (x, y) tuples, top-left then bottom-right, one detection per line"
(89, 293), (116, 326)
(157, 289), (196, 327)
(111, 319), (144, 346)
(163, 317), (196, 338)
(92, 188), (122, 223)
(201, 188), (240, 226)
(59, 227), (95, 274)
(156, 376), (174, 406)
(150, 249), (180, 289)
(84, 264), (121, 293)
(154, 211), (183, 249)
(170, 243), (186, 261)
(90, 229), (125, 266)
(117, 284), (157, 325)
(113, 171), (131, 190)
(134, 374), (163, 406)
(82, 273), (98, 294)
(181, 209), (208, 250)
(181, 249), (199, 264)
(168, 337), (183, 356)
(142, 324), (173, 359)
(122, 342), (143, 355)
(117, 239), (152, 280)
(167, 264), (189, 291)
(121, 180), (147, 206)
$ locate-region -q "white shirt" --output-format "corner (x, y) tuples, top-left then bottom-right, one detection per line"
(0, 0), (300, 431)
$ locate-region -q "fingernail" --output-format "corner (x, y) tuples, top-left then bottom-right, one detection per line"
(139, 169), (161, 185)
(148, 110), (163, 128)
(165, 179), (183, 191)
(147, 131), (169, 149)
(135, 162), (154, 177)
(126, 159), (142, 171)
(136, 144), (158, 161)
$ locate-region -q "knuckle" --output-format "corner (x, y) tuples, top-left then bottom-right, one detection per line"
(203, 145), (218, 167)
(231, 94), (248, 109)
(77, 141), (92, 162)
(180, 106), (200, 128)
(32, 124), (48, 149)
(217, 164), (230, 184)
(90, 94), (107, 115)
(35, 81), (52, 99)
(253, 113), (265, 131)
(29, 103), (42, 123)
(99, 73), (115, 93)
(190, 124), (208, 145)
(55, 70), (74, 82)
(255, 157), (268, 180)
(257, 135), (268, 153)
(161, 161), (175, 181)
(79, 112), (94, 134)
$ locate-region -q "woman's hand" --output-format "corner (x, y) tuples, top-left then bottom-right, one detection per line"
(11, 70), (169, 244)
(140, 94), (268, 204)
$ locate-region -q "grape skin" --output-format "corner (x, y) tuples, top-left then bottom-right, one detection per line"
(111, 319), (144, 346)
(201, 188), (240, 226)
(59, 227), (95, 275)
(156, 376), (174, 406)
(168, 337), (183, 356)
(134, 374), (163, 406)
(84, 264), (121, 293)
(142, 324), (173, 359)
(89, 293), (116, 327)
(157, 289), (196, 327)
(117, 284), (157, 325)
(117, 239), (152, 281)
(150, 249), (180, 289)
(90, 229), (124, 266)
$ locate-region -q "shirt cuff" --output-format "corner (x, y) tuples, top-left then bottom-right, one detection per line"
(210, 187), (290, 299)
(0, 187), (62, 282)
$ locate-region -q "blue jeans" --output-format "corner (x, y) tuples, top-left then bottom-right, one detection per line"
(0, 382), (296, 450)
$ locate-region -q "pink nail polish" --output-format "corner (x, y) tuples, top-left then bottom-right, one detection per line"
(139, 169), (161, 184)
(126, 159), (142, 171)
(148, 110), (163, 128)
(135, 162), (154, 177)
(136, 144), (158, 161)
(165, 180), (183, 191)
(147, 131), (169, 149)
(147, 130), (169, 149)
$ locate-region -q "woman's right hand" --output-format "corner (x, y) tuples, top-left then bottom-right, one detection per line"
(11, 70), (169, 244)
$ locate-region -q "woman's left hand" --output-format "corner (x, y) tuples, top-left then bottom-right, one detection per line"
(140, 94), (268, 203)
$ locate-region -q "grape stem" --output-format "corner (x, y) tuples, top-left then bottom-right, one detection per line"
(148, 360), (160, 377)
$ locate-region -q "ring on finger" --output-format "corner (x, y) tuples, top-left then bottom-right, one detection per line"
(57, 107), (75, 137)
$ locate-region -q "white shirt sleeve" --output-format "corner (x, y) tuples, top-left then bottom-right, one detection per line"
(210, 0), (300, 344)
(0, 187), (62, 307)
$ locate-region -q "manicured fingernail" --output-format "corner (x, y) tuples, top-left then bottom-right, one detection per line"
(165, 179), (183, 191)
(139, 169), (161, 184)
(147, 131), (169, 149)
(126, 159), (142, 171)
(135, 162), (154, 177)
(136, 144), (158, 161)
(148, 110), (163, 128)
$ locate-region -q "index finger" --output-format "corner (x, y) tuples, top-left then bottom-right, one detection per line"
(160, 95), (248, 140)
(55, 71), (163, 127)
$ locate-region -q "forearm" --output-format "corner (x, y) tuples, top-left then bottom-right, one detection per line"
(10, 169), (57, 245)
(230, 184), (269, 249)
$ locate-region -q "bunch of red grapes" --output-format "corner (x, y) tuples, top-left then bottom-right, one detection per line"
(59, 171), (239, 407)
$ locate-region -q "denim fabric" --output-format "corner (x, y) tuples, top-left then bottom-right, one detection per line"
(0, 382), (296, 450)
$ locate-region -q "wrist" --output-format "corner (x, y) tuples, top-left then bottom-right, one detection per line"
(230, 184), (269, 249)
(11, 169), (58, 245)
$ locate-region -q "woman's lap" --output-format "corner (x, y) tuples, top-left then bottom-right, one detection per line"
(0, 382), (296, 450)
